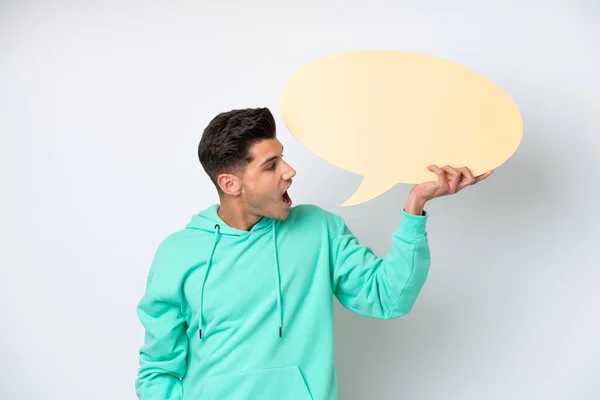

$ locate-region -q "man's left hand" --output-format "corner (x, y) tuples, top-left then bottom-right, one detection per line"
(404, 165), (493, 215)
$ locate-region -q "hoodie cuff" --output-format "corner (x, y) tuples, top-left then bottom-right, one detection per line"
(398, 209), (428, 239)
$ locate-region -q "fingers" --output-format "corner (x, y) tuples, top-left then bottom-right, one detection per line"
(428, 165), (493, 197)
(456, 167), (476, 190)
(475, 170), (494, 183)
(442, 165), (462, 194)
(427, 165), (449, 192)
(452, 167), (493, 189)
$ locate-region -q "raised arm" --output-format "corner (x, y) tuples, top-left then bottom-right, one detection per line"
(330, 208), (430, 319)
(331, 164), (493, 318)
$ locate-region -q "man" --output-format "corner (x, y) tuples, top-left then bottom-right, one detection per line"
(135, 107), (492, 399)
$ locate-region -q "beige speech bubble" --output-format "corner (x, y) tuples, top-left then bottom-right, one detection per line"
(279, 50), (523, 207)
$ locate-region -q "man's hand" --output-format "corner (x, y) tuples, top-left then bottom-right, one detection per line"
(404, 165), (493, 215)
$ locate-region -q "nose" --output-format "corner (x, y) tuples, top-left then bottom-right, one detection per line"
(282, 162), (296, 181)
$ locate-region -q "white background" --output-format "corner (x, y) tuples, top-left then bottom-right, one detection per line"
(2, 0), (599, 399)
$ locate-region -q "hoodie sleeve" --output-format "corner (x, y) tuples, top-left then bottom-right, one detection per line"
(329, 209), (431, 319)
(135, 271), (188, 399)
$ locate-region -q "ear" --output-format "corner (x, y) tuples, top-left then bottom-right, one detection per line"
(217, 172), (242, 196)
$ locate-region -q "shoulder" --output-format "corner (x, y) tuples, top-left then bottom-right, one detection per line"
(285, 203), (345, 232)
(289, 203), (326, 217)
(146, 228), (211, 284)
(287, 203), (332, 219)
(153, 228), (197, 259)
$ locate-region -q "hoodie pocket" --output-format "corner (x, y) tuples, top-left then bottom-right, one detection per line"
(197, 365), (313, 400)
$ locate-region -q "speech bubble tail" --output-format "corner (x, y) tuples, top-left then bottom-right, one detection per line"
(339, 176), (397, 207)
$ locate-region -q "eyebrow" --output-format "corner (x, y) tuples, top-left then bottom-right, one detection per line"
(259, 146), (284, 167)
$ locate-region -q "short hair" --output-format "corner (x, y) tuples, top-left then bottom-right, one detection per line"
(198, 107), (276, 191)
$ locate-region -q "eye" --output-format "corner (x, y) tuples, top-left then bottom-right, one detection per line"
(266, 163), (275, 170)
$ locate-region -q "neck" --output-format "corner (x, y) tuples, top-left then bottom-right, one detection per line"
(217, 197), (262, 231)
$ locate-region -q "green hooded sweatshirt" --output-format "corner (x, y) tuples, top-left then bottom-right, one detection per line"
(135, 203), (430, 399)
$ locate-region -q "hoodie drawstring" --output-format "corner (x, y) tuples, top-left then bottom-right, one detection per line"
(199, 223), (220, 339)
(198, 222), (283, 340)
(272, 223), (283, 338)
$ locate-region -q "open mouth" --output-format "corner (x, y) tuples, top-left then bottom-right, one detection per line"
(282, 190), (292, 205)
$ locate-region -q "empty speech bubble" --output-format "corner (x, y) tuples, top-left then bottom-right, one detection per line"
(279, 49), (523, 206)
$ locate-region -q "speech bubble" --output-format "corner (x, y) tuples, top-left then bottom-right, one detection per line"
(279, 50), (523, 206)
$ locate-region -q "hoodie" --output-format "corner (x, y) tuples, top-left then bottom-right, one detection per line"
(135, 203), (431, 400)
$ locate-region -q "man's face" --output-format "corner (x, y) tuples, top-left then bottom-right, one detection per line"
(239, 138), (296, 220)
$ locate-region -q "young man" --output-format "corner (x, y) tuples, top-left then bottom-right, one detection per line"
(135, 107), (492, 399)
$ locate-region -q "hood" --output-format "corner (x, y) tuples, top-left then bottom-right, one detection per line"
(185, 204), (274, 236)
(184, 204), (284, 340)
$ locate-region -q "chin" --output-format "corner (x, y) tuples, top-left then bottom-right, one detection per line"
(273, 209), (290, 220)
(269, 206), (291, 221)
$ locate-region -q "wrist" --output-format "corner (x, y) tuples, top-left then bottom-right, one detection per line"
(404, 192), (427, 215)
